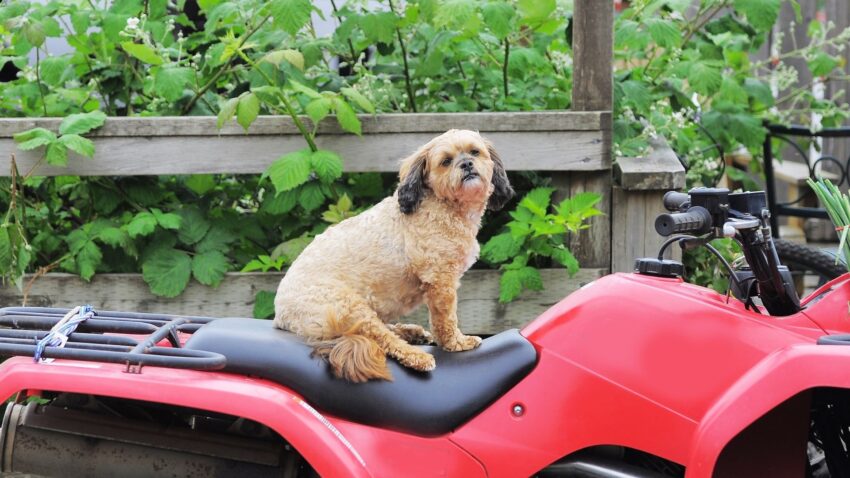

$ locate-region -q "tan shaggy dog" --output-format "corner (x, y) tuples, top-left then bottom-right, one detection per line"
(273, 129), (514, 382)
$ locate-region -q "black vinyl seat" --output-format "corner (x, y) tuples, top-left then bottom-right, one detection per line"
(184, 318), (537, 436)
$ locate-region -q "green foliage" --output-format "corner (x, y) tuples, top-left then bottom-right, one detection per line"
(481, 188), (601, 302)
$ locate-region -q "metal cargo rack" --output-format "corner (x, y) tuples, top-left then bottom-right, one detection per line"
(0, 307), (225, 371)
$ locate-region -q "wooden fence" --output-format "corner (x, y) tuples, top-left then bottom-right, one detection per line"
(0, 2), (684, 333)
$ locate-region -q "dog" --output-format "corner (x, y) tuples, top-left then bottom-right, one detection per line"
(273, 129), (514, 382)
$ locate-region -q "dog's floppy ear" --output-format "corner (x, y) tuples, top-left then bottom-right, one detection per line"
(485, 140), (514, 211)
(398, 149), (428, 214)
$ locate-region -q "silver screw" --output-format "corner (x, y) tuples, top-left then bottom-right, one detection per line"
(512, 404), (524, 416)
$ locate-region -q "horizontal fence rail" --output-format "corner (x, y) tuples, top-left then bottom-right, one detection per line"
(0, 269), (607, 335)
(0, 112), (610, 176)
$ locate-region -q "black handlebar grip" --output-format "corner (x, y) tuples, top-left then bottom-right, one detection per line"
(662, 191), (690, 211)
(655, 206), (712, 236)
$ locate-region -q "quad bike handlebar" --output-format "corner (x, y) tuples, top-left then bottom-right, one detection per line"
(652, 187), (802, 317)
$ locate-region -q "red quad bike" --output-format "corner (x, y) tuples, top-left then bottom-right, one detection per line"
(2, 188), (850, 478)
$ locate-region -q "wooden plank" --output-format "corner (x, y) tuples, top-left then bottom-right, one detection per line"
(572, 0), (613, 111)
(611, 188), (680, 273)
(0, 130), (607, 176)
(614, 137), (685, 190)
(0, 269), (606, 335)
(568, 170), (612, 269)
(0, 112), (605, 138)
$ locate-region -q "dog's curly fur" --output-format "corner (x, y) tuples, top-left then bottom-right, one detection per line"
(273, 130), (514, 382)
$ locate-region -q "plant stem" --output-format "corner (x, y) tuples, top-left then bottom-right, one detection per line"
(329, 0), (359, 66)
(502, 39), (510, 98)
(387, 0), (417, 112)
(35, 49), (48, 116)
(182, 14), (271, 115)
(239, 52), (318, 152)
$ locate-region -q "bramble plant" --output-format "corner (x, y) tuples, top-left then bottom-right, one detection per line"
(481, 187), (601, 302)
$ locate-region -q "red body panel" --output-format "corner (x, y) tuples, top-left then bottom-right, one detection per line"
(3, 272), (850, 477)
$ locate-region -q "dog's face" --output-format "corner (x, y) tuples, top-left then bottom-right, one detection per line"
(398, 130), (514, 214)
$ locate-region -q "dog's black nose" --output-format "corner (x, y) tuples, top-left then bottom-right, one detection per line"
(460, 158), (474, 170)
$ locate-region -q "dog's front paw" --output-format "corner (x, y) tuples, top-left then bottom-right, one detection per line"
(399, 349), (436, 372)
(442, 334), (482, 352)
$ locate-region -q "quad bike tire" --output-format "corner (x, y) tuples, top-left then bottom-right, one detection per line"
(774, 239), (846, 281)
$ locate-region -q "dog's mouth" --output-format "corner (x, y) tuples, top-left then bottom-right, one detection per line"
(462, 171), (480, 182)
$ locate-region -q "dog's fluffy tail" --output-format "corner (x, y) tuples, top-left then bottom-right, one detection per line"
(312, 314), (392, 383)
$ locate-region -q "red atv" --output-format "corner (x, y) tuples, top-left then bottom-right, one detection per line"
(0, 187), (848, 478)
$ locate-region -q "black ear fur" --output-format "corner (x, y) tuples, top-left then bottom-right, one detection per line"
(398, 155), (427, 214)
(486, 144), (514, 211)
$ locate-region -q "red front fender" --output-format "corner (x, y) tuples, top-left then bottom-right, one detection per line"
(687, 344), (850, 477)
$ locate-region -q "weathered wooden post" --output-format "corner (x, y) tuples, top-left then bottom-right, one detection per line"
(612, 138), (686, 272)
(567, 0), (614, 271)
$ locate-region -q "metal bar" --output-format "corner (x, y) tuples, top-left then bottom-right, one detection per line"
(767, 123), (850, 138)
(763, 132), (781, 237)
(129, 319), (187, 354)
(776, 205), (831, 219)
(0, 343), (225, 370)
(0, 329), (138, 346)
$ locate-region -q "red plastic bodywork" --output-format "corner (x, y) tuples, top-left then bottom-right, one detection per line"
(3, 272), (850, 477)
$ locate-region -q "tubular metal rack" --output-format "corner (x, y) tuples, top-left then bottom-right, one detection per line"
(0, 307), (225, 372)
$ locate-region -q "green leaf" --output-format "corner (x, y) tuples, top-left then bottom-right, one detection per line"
(271, 235), (313, 261)
(734, 0), (781, 30)
(333, 97), (361, 135)
(196, 224), (236, 253)
(39, 55), (71, 86)
(127, 211), (158, 238)
(482, 233), (523, 264)
(14, 128), (56, 151)
(262, 188), (299, 215)
(185, 175), (216, 195)
(95, 226), (131, 249)
(298, 182), (326, 211)
(809, 52), (839, 77)
(58, 134), (95, 158)
(340, 87), (375, 114)
(743, 78), (774, 107)
(253, 290), (276, 319)
(142, 248), (192, 297)
(361, 12), (398, 44)
(154, 66), (193, 101)
(262, 49), (305, 71)
(519, 187), (554, 217)
(688, 62), (722, 96)
(306, 97), (332, 124)
(518, 0), (555, 22)
(120, 41), (164, 65)
(152, 208), (182, 230)
(176, 208), (210, 245)
(45, 141), (68, 166)
(619, 80), (651, 110)
(266, 149), (312, 192)
(75, 240), (102, 281)
(192, 250), (229, 287)
(23, 20), (45, 47)
(59, 111), (106, 135)
(499, 269), (522, 302)
(269, 0), (313, 35)
(217, 97), (239, 129)
(551, 247), (579, 275)
(482, 2), (515, 39)
(645, 17), (679, 48)
(716, 76), (748, 104)
(310, 150), (343, 183)
(288, 80), (322, 99)
(236, 92), (260, 131)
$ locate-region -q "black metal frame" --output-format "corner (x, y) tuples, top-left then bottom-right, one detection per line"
(0, 307), (225, 372)
(763, 123), (850, 237)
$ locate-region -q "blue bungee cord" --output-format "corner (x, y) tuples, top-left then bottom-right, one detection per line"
(33, 305), (96, 362)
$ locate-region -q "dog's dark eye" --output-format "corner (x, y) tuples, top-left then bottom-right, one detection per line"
(441, 157), (452, 167)
(470, 149), (480, 156)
